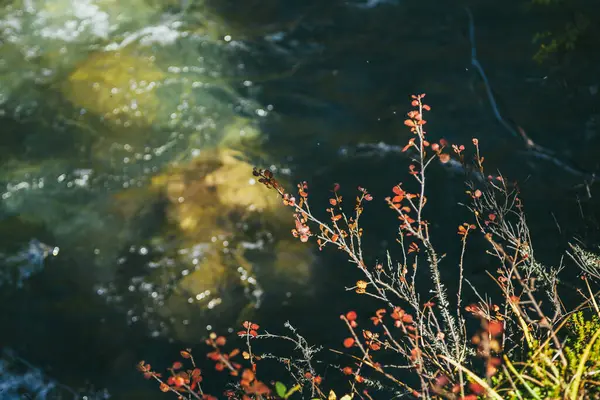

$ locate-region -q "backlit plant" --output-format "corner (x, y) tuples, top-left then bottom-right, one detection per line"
(140, 94), (600, 399)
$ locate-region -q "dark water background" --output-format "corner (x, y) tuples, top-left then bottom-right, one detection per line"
(1, 0), (600, 398)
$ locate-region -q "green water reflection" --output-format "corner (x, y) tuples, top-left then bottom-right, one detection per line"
(1, 0), (599, 398)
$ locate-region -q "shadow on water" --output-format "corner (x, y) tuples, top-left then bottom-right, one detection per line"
(0, 0), (600, 398)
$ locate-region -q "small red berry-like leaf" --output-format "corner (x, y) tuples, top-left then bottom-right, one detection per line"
(136, 361), (146, 371)
(173, 376), (186, 387)
(434, 374), (449, 388)
(474, 189), (482, 198)
(469, 382), (485, 394)
(364, 193), (373, 201)
(180, 351), (191, 359)
(343, 338), (355, 348)
(407, 242), (419, 253)
(402, 138), (415, 152)
(215, 336), (226, 346)
(422, 104), (431, 111)
(333, 183), (340, 192)
(404, 119), (416, 127)
(488, 320), (504, 337)
(215, 363), (225, 371)
(172, 361), (183, 370)
(438, 153), (450, 163)
(342, 366), (353, 375)
(346, 311), (357, 321)
(329, 198), (337, 206)
(410, 348), (420, 362)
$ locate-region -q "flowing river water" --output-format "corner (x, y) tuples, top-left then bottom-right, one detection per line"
(0, 0), (599, 398)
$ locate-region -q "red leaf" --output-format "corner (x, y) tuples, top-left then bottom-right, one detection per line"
(215, 336), (226, 346)
(345, 311), (357, 321)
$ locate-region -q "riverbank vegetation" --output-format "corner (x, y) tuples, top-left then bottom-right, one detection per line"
(139, 94), (600, 399)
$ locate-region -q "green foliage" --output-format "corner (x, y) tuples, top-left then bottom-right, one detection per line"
(275, 382), (287, 398)
(530, 0), (597, 63)
(493, 311), (600, 399)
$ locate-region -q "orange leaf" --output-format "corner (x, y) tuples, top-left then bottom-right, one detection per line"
(215, 336), (226, 346)
(345, 311), (357, 321)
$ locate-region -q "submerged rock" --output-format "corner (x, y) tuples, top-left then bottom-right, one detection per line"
(62, 50), (165, 127)
(103, 148), (314, 341)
